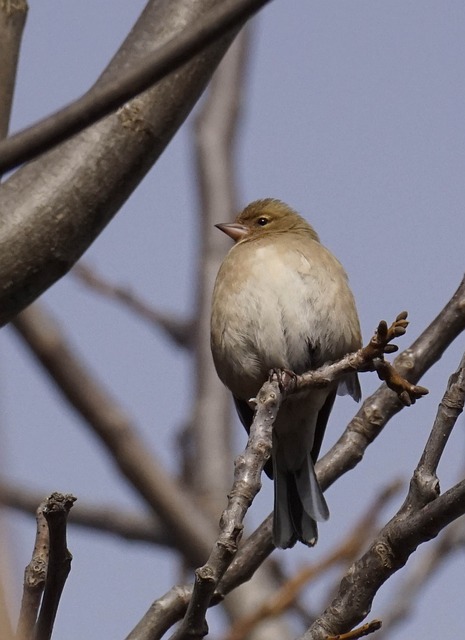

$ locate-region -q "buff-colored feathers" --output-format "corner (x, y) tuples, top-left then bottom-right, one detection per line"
(211, 199), (361, 548)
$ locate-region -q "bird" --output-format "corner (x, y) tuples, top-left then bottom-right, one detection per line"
(210, 198), (362, 549)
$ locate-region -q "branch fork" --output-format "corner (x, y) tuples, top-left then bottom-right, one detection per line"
(275, 312), (429, 406)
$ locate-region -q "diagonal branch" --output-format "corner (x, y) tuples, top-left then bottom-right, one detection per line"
(74, 263), (193, 348)
(0, 0), (249, 326)
(0, 0), (272, 174)
(169, 380), (280, 640)
(0, 0), (28, 142)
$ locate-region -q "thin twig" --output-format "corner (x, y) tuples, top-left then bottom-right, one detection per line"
(74, 263), (192, 348)
(326, 619), (382, 640)
(0, 483), (172, 547)
(290, 312), (428, 405)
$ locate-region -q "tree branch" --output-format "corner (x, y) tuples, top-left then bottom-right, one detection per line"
(0, 0), (249, 326)
(0, 0), (272, 174)
(34, 493), (76, 640)
(376, 518), (465, 638)
(0, 0), (28, 142)
(17, 499), (49, 640)
(73, 263), (193, 349)
(0, 483), (173, 547)
(169, 380), (280, 640)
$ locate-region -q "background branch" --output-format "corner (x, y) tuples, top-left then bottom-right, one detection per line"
(0, 0), (28, 142)
(73, 263), (193, 348)
(12, 303), (217, 566)
(0, 483), (172, 547)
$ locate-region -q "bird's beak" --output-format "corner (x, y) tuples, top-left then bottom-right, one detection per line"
(215, 222), (248, 242)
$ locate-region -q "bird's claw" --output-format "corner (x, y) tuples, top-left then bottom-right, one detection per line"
(269, 368), (297, 394)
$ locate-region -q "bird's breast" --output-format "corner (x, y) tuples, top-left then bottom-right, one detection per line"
(211, 239), (360, 400)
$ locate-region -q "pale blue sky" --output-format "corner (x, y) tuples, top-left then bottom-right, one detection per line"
(2, 2), (465, 638)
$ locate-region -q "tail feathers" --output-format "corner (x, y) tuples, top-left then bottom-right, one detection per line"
(295, 453), (329, 522)
(273, 454), (328, 549)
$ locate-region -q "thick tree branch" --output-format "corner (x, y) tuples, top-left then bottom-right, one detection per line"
(0, 0), (250, 326)
(376, 517), (465, 638)
(0, 0), (271, 174)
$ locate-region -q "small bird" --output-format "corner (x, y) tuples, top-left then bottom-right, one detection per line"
(210, 199), (362, 549)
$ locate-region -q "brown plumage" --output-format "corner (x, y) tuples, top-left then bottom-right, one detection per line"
(211, 199), (361, 548)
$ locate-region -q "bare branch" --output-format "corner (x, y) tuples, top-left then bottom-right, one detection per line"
(288, 311), (428, 404)
(12, 303), (218, 567)
(0, 483), (173, 547)
(0, 0), (247, 326)
(34, 493), (76, 640)
(0, 0), (28, 142)
(169, 380), (280, 640)
(317, 275), (465, 493)
(0, 0), (272, 174)
(326, 620), (382, 640)
(377, 518), (465, 638)
(17, 499), (49, 640)
(74, 264), (193, 348)
(413, 351), (465, 494)
(126, 585), (193, 640)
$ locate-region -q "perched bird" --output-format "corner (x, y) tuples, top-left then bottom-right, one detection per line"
(210, 199), (362, 549)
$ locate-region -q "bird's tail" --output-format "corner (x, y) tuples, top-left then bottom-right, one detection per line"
(272, 451), (329, 549)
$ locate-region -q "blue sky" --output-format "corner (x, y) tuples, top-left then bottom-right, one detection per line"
(2, 2), (465, 638)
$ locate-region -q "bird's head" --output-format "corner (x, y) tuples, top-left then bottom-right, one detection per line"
(215, 199), (319, 243)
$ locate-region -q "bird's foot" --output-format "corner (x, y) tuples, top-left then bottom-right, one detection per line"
(269, 368), (297, 394)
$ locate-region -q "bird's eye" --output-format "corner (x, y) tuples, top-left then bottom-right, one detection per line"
(257, 217), (269, 226)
